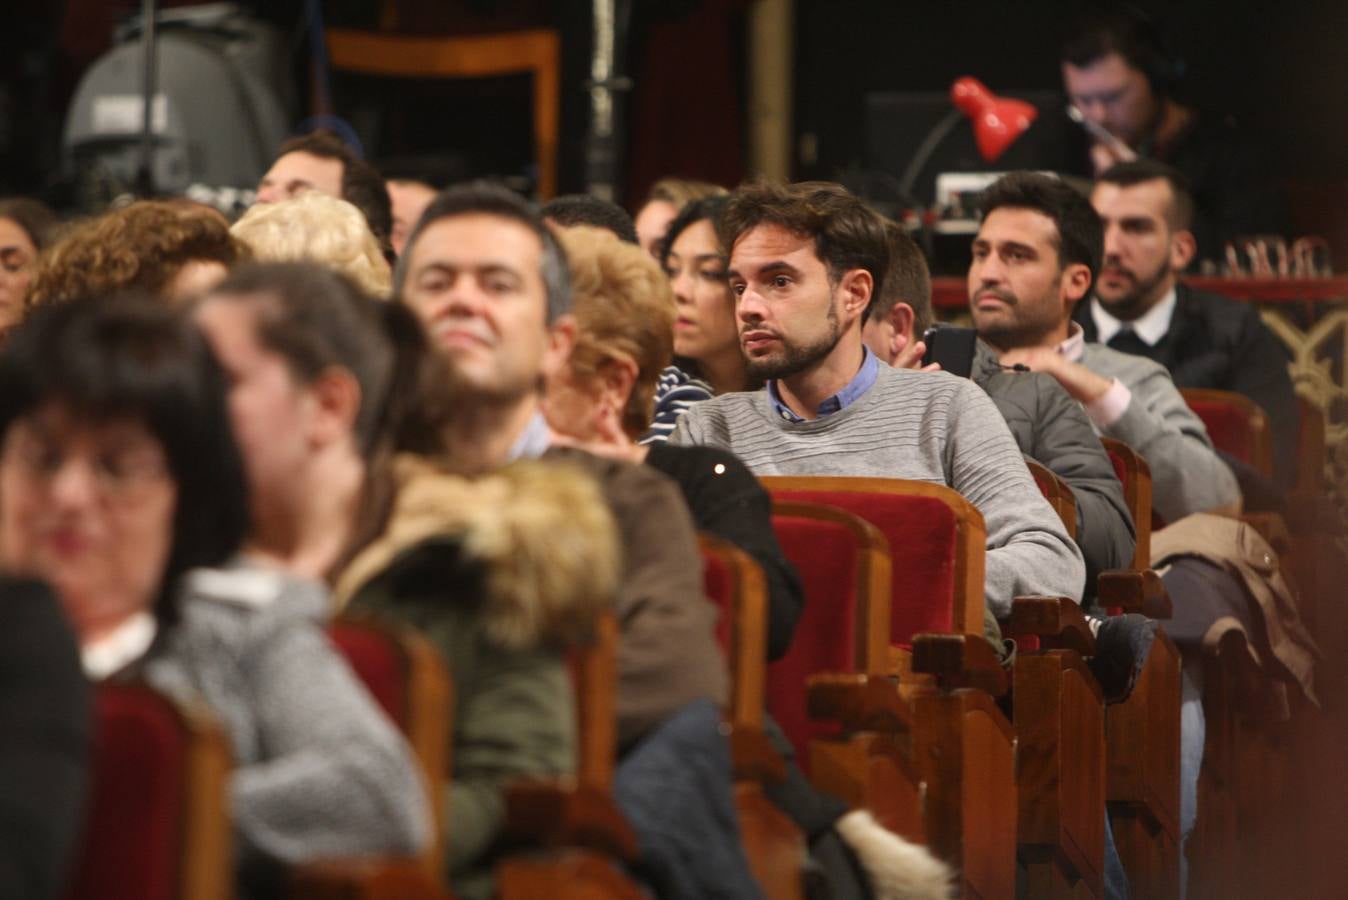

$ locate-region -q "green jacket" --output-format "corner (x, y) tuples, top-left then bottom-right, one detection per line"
(337, 455), (619, 898)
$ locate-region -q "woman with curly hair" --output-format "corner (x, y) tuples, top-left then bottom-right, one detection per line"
(25, 200), (247, 312)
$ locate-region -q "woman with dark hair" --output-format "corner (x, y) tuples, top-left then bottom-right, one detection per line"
(0, 294), (430, 886)
(0, 197), (58, 337)
(641, 194), (753, 443)
(193, 262), (619, 899)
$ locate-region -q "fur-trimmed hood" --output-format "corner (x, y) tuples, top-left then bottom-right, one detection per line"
(333, 454), (620, 651)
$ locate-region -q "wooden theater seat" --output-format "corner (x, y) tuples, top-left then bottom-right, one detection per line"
(766, 501), (927, 846)
(1179, 388), (1274, 479)
(762, 477), (1020, 899)
(1027, 459), (1078, 542)
(66, 682), (232, 900)
(1042, 442), (1182, 899)
(290, 618), (456, 899)
(764, 475), (1113, 898)
(498, 612), (644, 899)
(699, 532), (806, 900)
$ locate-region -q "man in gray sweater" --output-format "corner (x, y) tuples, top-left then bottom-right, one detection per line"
(967, 172), (1240, 523)
(670, 180), (1085, 619)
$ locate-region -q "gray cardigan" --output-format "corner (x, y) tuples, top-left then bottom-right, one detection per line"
(1078, 343), (1241, 522)
(671, 362), (1086, 617)
(144, 564), (431, 865)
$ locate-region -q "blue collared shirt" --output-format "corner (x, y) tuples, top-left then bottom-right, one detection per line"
(766, 345), (879, 423)
(508, 410), (553, 461)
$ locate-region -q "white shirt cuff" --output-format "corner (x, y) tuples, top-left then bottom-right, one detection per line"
(1085, 378), (1131, 428)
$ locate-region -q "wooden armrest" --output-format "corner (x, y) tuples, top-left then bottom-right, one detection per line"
(805, 672), (911, 734)
(289, 857), (452, 900)
(910, 632), (1010, 697)
(503, 780), (640, 862)
(1004, 596), (1097, 657)
(1096, 569), (1172, 619)
(725, 722), (788, 784)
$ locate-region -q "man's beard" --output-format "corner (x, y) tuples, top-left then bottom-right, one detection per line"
(1095, 257), (1170, 321)
(972, 286), (1057, 351)
(743, 303), (844, 382)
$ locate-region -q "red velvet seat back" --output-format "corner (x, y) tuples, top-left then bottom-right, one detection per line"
(767, 513), (867, 768)
(329, 622), (409, 728)
(768, 488), (959, 644)
(1189, 400), (1257, 465)
(66, 683), (192, 900)
(1180, 388), (1273, 478)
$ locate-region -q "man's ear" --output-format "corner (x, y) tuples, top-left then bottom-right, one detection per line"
(888, 302), (916, 348)
(1062, 262), (1093, 304)
(307, 366), (362, 447)
(837, 268), (874, 321)
(540, 314), (578, 380)
(1170, 229), (1197, 272)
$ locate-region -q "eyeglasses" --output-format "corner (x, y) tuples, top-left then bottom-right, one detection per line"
(2, 437), (170, 500)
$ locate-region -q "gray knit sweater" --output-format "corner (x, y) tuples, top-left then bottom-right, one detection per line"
(1078, 343), (1241, 522)
(143, 564), (431, 866)
(669, 364), (1086, 617)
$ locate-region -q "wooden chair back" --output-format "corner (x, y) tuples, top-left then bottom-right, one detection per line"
(324, 28), (560, 199)
(699, 533), (769, 732)
(760, 476), (986, 648)
(66, 682), (231, 900)
(1180, 387), (1274, 478)
(1100, 438), (1154, 570)
(329, 617), (453, 876)
(699, 534), (808, 899)
(1026, 460), (1078, 541)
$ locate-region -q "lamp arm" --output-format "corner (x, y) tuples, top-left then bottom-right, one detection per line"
(896, 107), (965, 206)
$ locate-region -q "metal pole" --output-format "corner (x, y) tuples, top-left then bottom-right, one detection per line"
(585, 0), (632, 203)
(135, 0), (159, 196)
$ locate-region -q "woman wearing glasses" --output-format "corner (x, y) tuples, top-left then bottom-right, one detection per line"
(0, 294), (430, 891)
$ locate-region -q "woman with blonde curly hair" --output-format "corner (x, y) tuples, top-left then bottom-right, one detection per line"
(230, 192), (392, 297)
(24, 200), (246, 312)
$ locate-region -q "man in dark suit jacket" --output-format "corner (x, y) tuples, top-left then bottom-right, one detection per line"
(1074, 159), (1298, 492)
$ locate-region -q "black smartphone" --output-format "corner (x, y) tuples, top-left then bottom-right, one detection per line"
(920, 325), (979, 378)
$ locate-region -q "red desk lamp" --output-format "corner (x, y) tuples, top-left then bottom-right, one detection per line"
(896, 76), (1039, 205)
(950, 76), (1038, 163)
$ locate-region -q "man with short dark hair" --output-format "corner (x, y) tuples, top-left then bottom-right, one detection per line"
(256, 131), (393, 252)
(968, 171), (1240, 523)
(671, 180), (1085, 620)
(396, 181), (728, 750)
(1076, 159), (1297, 490)
(541, 193), (640, 245)
(1060, 11), (1286, 259)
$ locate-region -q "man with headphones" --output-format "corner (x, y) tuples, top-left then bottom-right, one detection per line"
(1059, 11), (1287, 263)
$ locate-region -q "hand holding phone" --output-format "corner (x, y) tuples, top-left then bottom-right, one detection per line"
(920, 326), (979, 379)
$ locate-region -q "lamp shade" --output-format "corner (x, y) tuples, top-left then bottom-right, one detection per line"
(950, 76), (1038, 163)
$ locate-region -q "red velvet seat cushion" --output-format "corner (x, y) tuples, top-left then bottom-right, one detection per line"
(766, 514), (865, 769)
(769, 489), (958, 644)
(66, 683), (191, 900)
(329, 623), (408, 728)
